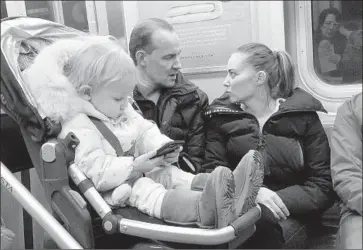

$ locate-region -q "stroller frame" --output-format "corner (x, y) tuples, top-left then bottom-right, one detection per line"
(1, 162), (82, 249)
(0, 16), (260, 249)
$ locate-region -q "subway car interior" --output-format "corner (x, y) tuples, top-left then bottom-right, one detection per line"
(0, 1), (362, 249)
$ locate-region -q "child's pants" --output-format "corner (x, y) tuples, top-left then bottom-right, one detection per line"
(127, 165), (195, 218)
(145, 165), (195, 189)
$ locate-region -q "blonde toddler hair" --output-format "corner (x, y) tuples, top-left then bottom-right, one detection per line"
(65, 36), (136, 95)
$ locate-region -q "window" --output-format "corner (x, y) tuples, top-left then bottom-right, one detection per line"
(61, 0), (89, 32)
(24, 1), (56, 22)
(105, 1), (126, 40)
(294, 1), (361, 102)
(22, 0), (91, 33)
(311, 1), (362, 85)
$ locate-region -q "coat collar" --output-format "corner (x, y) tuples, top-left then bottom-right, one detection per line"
(206, 87), (327, 117)
(133, 71), (198, 101)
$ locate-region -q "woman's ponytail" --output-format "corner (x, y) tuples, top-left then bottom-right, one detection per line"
(274, 50), (295, 98)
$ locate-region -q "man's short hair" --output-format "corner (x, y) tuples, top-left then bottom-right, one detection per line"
(129, 18), (175, 65)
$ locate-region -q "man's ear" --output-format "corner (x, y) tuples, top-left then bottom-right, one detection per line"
(135, 50), (148, 67)
(78, 85), (92, 101)
(256, 71), (267, 85)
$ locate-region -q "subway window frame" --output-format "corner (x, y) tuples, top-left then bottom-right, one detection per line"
(295, 1), (361, 102)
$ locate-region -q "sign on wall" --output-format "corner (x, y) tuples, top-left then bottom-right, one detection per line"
(137, 1), (253, 74)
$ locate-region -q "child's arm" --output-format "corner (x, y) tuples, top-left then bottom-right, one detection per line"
(125, 105), (172, 155)
(60, 115), (134, 192)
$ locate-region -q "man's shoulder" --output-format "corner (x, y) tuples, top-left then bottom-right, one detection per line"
(337, 92), (362, 125)
(339, 92), (362, 113)
(176, 72), (208, 102)
(195, 87), (209, 103)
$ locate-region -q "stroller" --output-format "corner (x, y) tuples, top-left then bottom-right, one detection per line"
(0, 16), (261, 249)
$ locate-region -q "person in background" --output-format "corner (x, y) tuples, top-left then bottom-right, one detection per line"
(313, 7), (347, 77)
(203, 43), (336, 248)
(1, 217), (15, 249)
(331, 92), (362, 249)
(340, 29), (362, 83)
(129, 18), (209, 174)
(313, 7), (362, 80)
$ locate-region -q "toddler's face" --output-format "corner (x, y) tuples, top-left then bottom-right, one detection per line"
(90, 74), (135, 119)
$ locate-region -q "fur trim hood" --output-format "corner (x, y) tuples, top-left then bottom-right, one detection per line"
(24, 37), (103, 123)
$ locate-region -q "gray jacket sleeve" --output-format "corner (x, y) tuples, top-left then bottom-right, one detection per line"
(331, 93), (362, 216)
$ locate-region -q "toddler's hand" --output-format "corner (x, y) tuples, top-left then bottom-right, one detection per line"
(131, 150), (164, 173)
(163, 146), (183, 165)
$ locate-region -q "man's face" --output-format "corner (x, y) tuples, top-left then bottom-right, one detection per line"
(143, 29), (182, 88)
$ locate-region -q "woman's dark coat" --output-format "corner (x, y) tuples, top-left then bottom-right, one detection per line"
(203, 88), (336, 215)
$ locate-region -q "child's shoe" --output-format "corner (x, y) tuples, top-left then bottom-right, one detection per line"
(233, 150), (264, 216)
(160, 166), (236, 228)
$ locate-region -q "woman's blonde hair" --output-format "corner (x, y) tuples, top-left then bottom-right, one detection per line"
(65, 36), (136, 94)
(235, 43), (296, 99)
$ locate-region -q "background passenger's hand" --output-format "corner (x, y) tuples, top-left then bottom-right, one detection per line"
(131, 150), (164, 173)
(163, 146), (183, 165)
(328, 54), (341, 64)
(256, 187), (290, 221)
(339, 25), (352, 38)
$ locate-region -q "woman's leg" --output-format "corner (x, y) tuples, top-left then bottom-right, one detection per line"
(241, 203), (285, 249)
(129, 167), (237, 228)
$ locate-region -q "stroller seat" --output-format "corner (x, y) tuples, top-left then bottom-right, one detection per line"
(0, 16), (260, 249)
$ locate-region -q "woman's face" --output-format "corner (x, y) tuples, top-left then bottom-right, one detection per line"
(320, 14), (340, 39)
(223, 52), (258, 103)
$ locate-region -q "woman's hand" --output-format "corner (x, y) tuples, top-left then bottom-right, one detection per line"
(256, 187), (290, 221)
(131, 150), (164, 173)
(163, 146), (183, 165)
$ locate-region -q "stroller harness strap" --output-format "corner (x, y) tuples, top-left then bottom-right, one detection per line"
(89, 116), (144, 185)
(89, 116), (124, 156)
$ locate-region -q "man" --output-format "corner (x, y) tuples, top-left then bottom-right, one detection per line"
(331, 92), (362, 249)
(129, 18), (209, 173)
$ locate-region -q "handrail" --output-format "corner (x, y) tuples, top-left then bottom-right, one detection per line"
(0, 162), (83, 249)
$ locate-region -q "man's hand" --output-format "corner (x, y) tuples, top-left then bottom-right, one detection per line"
(163, 146), (183, 165)
(131, 150), (164, 173)
(256, 187), (290, 221)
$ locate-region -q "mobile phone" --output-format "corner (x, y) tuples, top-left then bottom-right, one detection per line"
(150, 140), (184, 159)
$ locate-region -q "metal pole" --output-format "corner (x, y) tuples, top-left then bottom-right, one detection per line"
(0, 162), (83, 249)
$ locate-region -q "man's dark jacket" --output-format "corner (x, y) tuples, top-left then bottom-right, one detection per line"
(202, 88), (336, 215)
(133, 72), (209, 173)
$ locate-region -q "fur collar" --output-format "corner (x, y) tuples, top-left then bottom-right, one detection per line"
(24, 38), (102, 123)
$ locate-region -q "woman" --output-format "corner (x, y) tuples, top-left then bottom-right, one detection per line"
(202, 43), (336, 248)
(313, 7), (347, 77)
